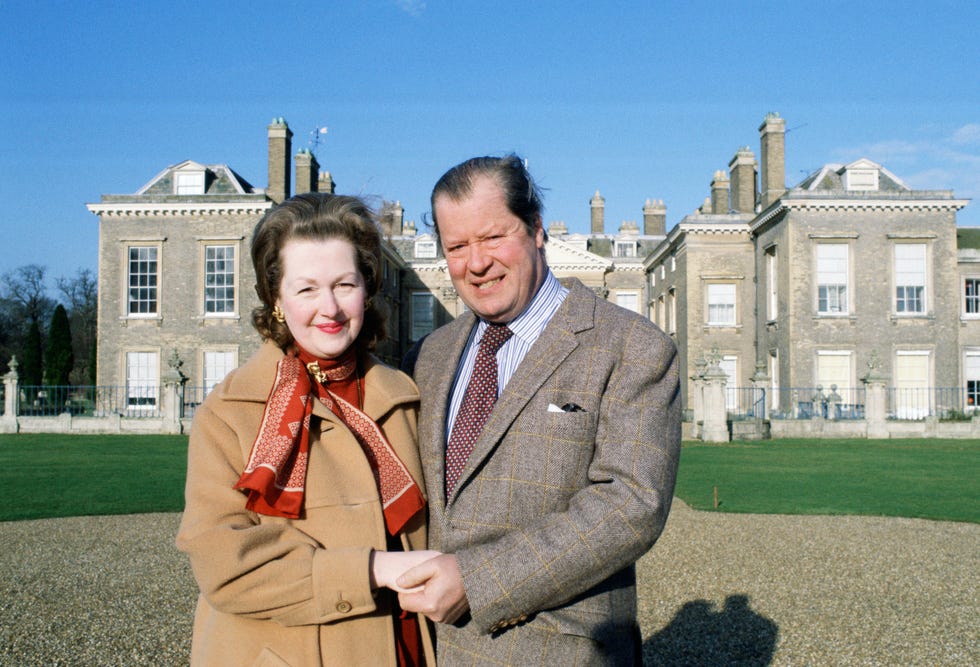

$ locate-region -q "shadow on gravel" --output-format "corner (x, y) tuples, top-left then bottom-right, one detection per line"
(643, 594), (778, 666)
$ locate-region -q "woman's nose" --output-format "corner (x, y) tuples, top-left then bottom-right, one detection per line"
(317, 290), (341, 316)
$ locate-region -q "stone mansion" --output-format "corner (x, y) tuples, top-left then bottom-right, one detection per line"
(86, 114), (974, 422)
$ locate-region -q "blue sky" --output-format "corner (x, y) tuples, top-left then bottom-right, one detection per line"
(1, 0), (978, 286)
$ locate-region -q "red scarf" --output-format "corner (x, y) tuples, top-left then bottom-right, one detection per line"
(234, 347), (425, 535)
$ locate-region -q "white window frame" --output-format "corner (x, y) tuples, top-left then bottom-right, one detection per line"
(964, 276), (980, 317)
(410, 292), (435, 341)
(614, 240), (637, 258)
(719, 355), (738, 411)
(203, 244), (237, 316)
(894, 350), (931, 419)
(769, 350), (780, 413)
(126, 351), (158, 413)
(816, 243), (849, 315)
(766, 246), (778, 321)
(964, 350), (980, 412)
(615, 290), (640, 314)
(175, 170), (206, 195)
(127, 245), (159, 317)
(706, 283), (737, 326)
(894, 243), (927, 315)
(203, 350), (237, 395)
(668, 288), (676, 334)
(414, 239), (437, 259)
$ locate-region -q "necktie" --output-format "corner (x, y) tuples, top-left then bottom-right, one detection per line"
(445, 324), (513, 494)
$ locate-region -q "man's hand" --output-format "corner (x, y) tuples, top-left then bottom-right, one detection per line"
(370, 550), (442, 593)
(396, 554), (469, 624)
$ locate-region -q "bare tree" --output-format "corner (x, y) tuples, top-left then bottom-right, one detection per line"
(0, 265), (55, 375)
(57, 268), (98, 384)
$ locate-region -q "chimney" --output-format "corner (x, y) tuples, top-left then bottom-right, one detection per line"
(294, 149), (319, 195)
(380, 201), (404, 236)
(267, 117), (292, 204)
(759, 112), (786, 209)
(590, 190), (605, 234)
(643, 199), (666, 236)
(318, 171), (335, 194)
(728, 146), (758, 214)
(710, 170), (730, 214)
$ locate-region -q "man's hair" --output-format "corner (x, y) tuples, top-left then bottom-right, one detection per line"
(250, 192), (386, 351)
(430, 154), (547, 241)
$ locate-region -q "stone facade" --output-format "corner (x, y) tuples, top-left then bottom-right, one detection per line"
(84, 114), (973, 435)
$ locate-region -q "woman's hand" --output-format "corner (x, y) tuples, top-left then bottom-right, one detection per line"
(369, 550), (442, 593)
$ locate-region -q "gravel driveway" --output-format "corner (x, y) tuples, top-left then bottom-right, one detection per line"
(1, 501), (976, 665)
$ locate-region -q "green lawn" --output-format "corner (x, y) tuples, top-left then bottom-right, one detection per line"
(0, 434), (188, 521)
(1, 434), (977, 523)
(675, 438), (980, 523)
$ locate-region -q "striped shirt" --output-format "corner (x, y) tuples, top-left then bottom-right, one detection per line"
(445, 270), (569, 439)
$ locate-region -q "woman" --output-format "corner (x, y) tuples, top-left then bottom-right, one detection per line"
(177, 193), (437, 666)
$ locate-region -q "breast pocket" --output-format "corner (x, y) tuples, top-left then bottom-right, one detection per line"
(535, 410), (598, 487)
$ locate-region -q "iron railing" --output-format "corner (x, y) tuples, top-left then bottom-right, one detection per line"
(768, 387), (866, 421)
(15, 385), (161, 418)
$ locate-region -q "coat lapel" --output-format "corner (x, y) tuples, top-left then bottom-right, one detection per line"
(447, 280), (598, 504)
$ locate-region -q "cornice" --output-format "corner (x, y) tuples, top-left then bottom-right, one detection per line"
(86, 201), (274, 217)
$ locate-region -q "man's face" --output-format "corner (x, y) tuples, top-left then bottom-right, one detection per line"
(435, 175), (546, 324)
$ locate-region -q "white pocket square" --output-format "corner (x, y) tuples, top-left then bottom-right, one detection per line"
(547, 403), (564, 413)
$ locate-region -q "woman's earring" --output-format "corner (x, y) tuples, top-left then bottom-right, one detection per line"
(272, 305), (285, 323)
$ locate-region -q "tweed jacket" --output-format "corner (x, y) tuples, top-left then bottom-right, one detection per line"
(414, 277), (682, 666)
(176, 341), (435, 667)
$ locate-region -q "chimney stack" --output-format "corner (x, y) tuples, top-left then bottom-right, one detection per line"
(710, 170), (730, 214)
(380, 201), (404, 236)
(294, 149), (319, 195)
(590, 190), (605, 234)
(759, 112), (786, 209)
(728, 146), (758, 214)
(318, 171), (335, 194)
(267, 118), (292, 204)
(643, 199), (666, 236)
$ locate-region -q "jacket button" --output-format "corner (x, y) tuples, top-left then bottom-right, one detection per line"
(336, 600), (353, 613)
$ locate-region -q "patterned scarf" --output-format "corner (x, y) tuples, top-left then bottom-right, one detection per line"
(234, 347), (425, 535)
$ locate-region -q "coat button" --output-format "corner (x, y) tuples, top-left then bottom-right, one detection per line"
(336, 600), (353, 613)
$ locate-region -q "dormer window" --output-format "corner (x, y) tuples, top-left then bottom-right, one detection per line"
(842, 167), (878, 191)
(175, 170), (206, 195)
(414, 238), (437, 259)
(614, 240), (637, 258)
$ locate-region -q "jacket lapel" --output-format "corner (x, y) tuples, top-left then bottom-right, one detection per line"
(447, 280), (597, 504)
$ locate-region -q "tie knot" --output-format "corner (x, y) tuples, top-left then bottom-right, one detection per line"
(479, 324), (513, 355)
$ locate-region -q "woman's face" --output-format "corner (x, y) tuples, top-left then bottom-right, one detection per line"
(276, 237), (366, 360)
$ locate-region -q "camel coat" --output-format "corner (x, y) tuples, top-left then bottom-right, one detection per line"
(176, 341), (435, 667)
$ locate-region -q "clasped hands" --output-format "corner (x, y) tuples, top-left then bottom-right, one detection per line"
(370, 550), (469, 624)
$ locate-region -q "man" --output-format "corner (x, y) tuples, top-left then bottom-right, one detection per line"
(398, 155), (681, 665)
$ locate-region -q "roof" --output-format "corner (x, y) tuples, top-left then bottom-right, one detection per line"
(134, 160), (258, 196)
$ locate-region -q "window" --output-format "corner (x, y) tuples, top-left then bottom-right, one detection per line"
(816, 244), (848, 314)
(707, 283), (736, 325)
(175, 171), (205, 195)
(615, 291), (639, 313)
(410, 292), (434, 340)
(769, 350), (780, 412)
(965, 352), (980, 412)
(719, 355), (738, 410)
(816, 351), (852, 395)
(657, 295), (665, 329)
(414, 239), (437, 259)
(614, 241), (637, 258)
(668, 289), (676, 334)
(843, 168), (878, 191)
(965, 278), (980, 316)
(126, 351), (158, 412)
(894, 350), (930, 418)
(128, 246), (158, 316)
(203, 351), (236, 394)
(204, 245), (235, 315)
(895, 243), (926, 314)
(766, 247), (778, 320)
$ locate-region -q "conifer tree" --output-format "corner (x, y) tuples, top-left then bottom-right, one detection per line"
(20, 319), (43, 387)
(44, 304), (74, 386)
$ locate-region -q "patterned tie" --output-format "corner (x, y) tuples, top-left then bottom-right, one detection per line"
(445, 324), (514, 494)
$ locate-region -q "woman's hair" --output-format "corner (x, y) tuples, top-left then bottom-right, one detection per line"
(429, 154), (546, 241)
(250, 192), (387, 351)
